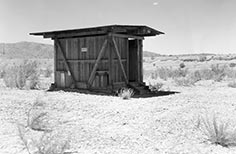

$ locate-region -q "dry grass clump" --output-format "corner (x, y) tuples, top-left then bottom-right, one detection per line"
(3, 60), (40, 89)
(27, 98), (51, 132)
(226, 68), (236, 79)
(174, 76), (196, 86)
(191, 64), (226, 82)
(179, 62), (185, 68)
(118, 88), (134, 99)
(210, 64), (226, 82)
(228, 80), (236, 88)
(17, 124), (32, 154)
(0, 64), (6, 78)
(35, 131), (70, 154)
(150, 63), (236, 85)
(44, 65), (53, 78)
(197, 114), (236, 147)
(151, 67), (188, 81)
(229, 63), (236, 68)
(17, 97), (71, 154)
(17, 124), (70, 154)
(198, 55), (207, 62)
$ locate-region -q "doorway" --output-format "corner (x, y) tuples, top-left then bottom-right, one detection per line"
(128, 39), (139, 82)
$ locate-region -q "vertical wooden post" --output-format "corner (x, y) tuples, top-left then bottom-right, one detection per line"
(53, 40), (57, 86)
(126, 38), (129, 82)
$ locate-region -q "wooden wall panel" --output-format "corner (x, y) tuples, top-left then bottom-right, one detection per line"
(55, 71), (61, 87)
(55, 35), (131, 89)
(54, 41), (57, 83)
(55, 40), (63, 71)
(89, 36), (107, 88)
(59, 39), (70, 87)
(112, 37), (128, 83)
(75, 38), (80, 81)
(116, 38), (121, 82)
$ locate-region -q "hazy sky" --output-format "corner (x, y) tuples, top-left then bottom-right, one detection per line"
(1, 0), (236, 54)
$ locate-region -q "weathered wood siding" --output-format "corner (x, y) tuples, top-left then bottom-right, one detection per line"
(55, 35), (128, 89)
(111, 37), (128, 84)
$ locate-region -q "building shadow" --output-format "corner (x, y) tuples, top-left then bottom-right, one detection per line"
(132, 91), (179, 98)
(47, 88), (179, 98)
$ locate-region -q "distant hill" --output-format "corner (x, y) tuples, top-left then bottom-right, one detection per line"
(143, 51), (162, 57)
(0, 42), (162, 59)
(176, 53), (216, 57)
(0, 42), (53, 59)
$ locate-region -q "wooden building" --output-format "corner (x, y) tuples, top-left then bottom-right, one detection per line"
(30, 25), (164, 94)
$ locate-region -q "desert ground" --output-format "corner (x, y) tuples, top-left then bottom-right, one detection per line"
(0, 51), (236, 154)
(0, 82), (236, 154)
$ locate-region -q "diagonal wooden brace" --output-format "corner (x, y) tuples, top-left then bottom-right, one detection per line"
(88, 39), (108, 86)
(55, 38), (76, 86)
(112, 37), (128, 84)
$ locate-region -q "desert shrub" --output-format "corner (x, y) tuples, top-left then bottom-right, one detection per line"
(118, 88), (134, 99)
(0, 64), (7, 78)
(151, 67), (170, 80)
(3, 60), (40, 89)
(28, 111), (50, 132)
(179, 62), (185, 68)
(189, 64), (227, 82)
(23, 60), (38, 78)
(199, 56), (207, 62)
(150, 64), (236, 83)
(27, 73), (40, 90)
(17, 124), (70, 154)
(3, 66), (25, 88)
(228, 80), (236, 88)
(44, 66), (53, 78)
(34, 131), (70, 154)
(149, 63), (236, 84)
(172, 68), (188, 78)
(211, 64), (224, 74)
(17, 97), (70, 154)
(0, 69), (5, 78)
(196, 65), (228, 82)
(27, 98), (51, 132)
(17, 124), (32, 154)
(229, 63), (236, 68)
(198, 68), (214, 80)
(225, 68), (236, 79)
(152, 67), (189, 80)
(198, 114), (236, 147)
(174, 76), (196, 86)
(189, 70), (201, 82)
(149, 82), (163, 92)
(213, 73), (225, 82)
(211, 64), (228, 82)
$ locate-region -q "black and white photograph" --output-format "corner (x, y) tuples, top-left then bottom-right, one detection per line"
(1, 0), (236, 153)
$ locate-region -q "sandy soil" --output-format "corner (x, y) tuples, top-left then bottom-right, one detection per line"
(0, 83), (236, 154)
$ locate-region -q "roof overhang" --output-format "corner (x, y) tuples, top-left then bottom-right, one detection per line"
(30, 25), (164, 39)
